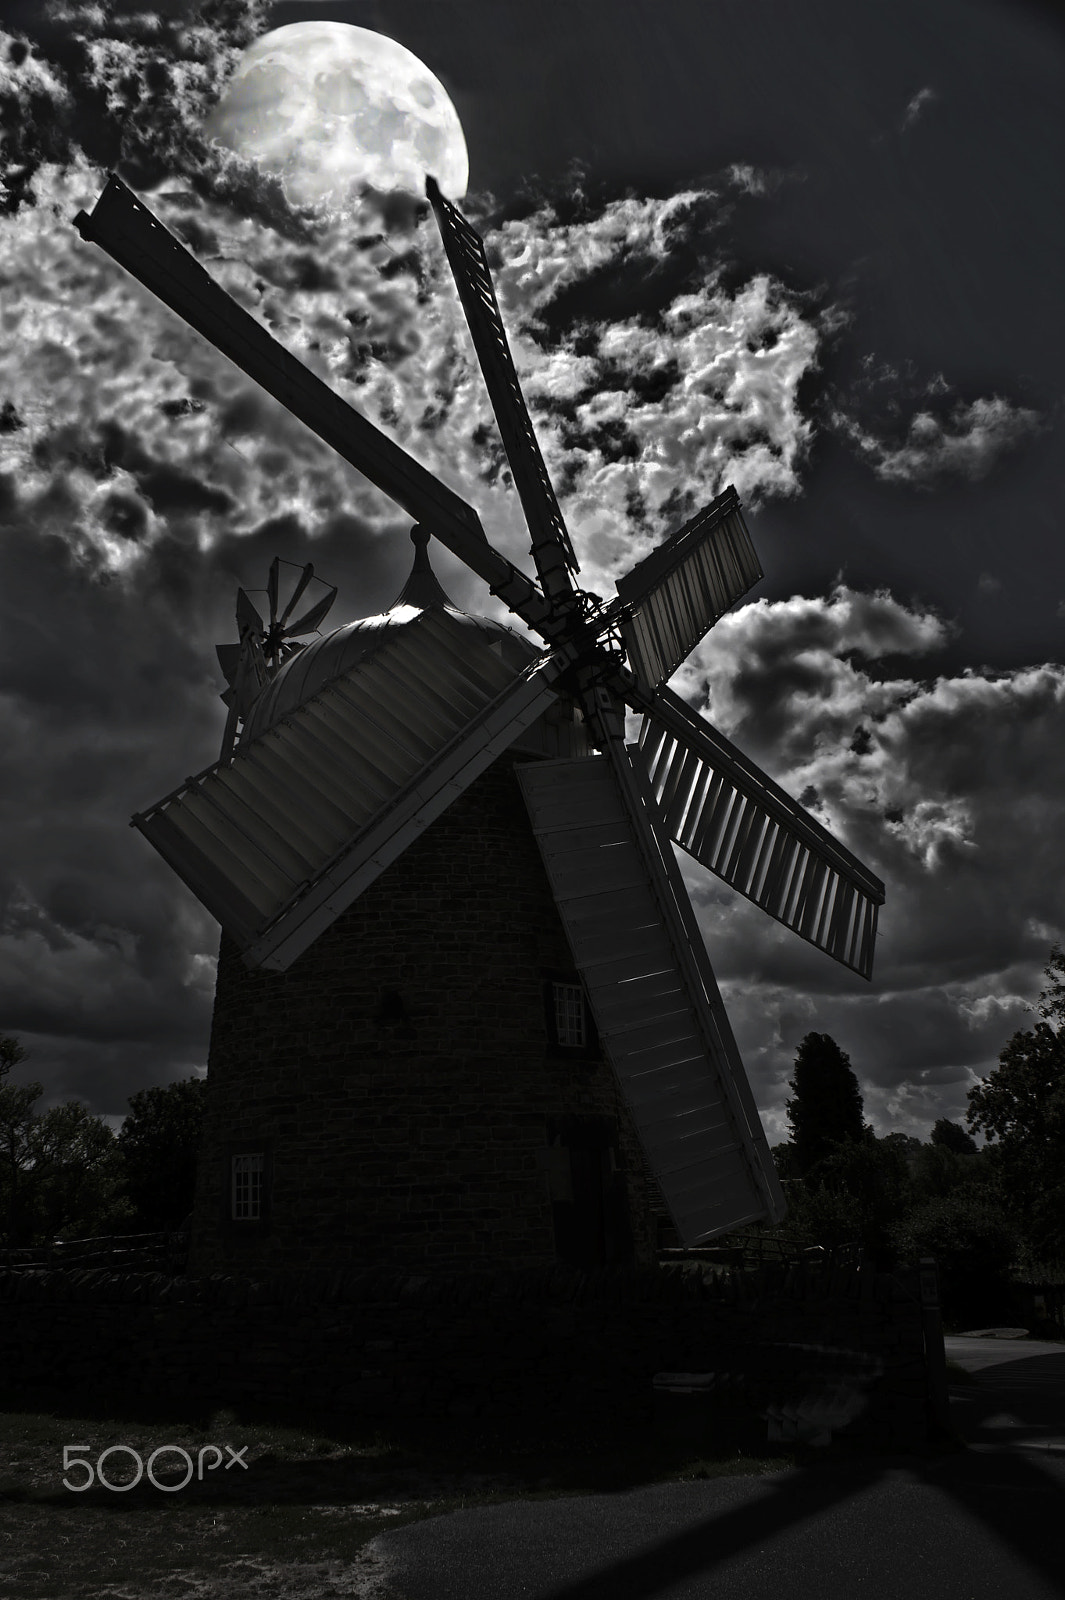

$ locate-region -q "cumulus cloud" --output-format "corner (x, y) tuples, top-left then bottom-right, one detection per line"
(0, 158), (826, 599)
(676, 589), (1065, 1141)
(0, 3), (273, 212)
(0, 3), (1058, 1160)
(0, 13), (835, 1117)
(836, 395), (1042, 486)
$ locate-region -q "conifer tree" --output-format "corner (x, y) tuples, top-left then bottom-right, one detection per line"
(784, 1032), (870, 1177)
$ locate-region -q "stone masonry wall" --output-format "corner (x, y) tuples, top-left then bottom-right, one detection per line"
(0, 1262), (936, 1450)
(190, 755), (664, 1276)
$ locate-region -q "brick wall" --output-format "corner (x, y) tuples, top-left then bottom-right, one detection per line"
(0, 1262), (936, 1450)
(190, 755), (664, 1276)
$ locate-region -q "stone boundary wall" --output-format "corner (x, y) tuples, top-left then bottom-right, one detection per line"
(0, 1262), (936, 1449)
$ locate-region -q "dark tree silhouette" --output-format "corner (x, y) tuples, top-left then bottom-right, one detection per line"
(784, 1032), (871, 1177)
(0, 1036), (131, 1246)
(964, 947), (1065, 1268)
(931, 1118), (978, 1155)
(117, 1077), (207, 1231)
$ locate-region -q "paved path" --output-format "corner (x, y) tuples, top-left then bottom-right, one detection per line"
(367, 1335), (1065, 1599)
(944, 1334), (1065, 1455)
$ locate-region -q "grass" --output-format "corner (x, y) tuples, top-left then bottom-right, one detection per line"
(0, 1390), (810, 1599)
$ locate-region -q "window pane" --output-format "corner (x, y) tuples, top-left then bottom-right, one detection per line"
(232, 1152), (264, 1220)
(553, 982), (586, 1048)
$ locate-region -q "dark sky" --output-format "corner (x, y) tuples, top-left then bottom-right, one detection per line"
(276, 0), (1064, 672)
(0, 0), (1062, 1148)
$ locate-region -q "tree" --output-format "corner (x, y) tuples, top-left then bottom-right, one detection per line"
(798, 1135), (913, 1267)
(931, 1118), (977, 1155)
(889, 1191), (1023, 1327)
(117, 1076), (207, 1231)
(911, 1140), (984, 1204)
(0, 1037), (132, 1247)
(783, 1033), (871, 1177)
(966, 947), (1065, 1269)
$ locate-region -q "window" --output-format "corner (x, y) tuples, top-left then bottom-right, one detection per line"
(231, 1153), (265, 1221)
(542, 970), (598, 1059)
(553, 982), (587, 1048)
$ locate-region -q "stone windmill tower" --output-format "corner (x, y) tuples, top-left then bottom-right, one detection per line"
(75, 176), (884, 1275)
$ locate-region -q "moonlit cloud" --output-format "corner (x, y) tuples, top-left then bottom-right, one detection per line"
(677, 591), (1065, 1140)
(834, 395), (1042, 486)
(0, 1), (1059, 1162)
(900, 86), (937, 131)
(0, 138), (830, 1117)
(0, 156), (826, 607)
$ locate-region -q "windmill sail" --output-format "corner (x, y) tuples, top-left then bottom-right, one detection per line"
(519, 751), (785, 1244)
(633, 686), (885, 979)
(73, 176), (554, 639)
(615, 486), (762, 690)
(427, 177), (579, 607)
(134, 609), (563, 968)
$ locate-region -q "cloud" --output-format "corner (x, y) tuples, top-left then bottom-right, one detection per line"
(899, 87), (937, 132)
(672, 590), (1065, 1141)
(834, 393), (1041, 487)
(0, 4), (1057, 1161)
(0, 156), (826, 597)
(1, 2), (304, 234)
(0, 31), (832, 1122)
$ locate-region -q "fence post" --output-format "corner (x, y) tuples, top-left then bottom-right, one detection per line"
(918, 1256), (951, 1439)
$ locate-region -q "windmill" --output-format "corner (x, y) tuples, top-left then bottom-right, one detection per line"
(74, 175), (884, 1265)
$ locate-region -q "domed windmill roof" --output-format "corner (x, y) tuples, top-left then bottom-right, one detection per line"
(239, 527), (539, 745)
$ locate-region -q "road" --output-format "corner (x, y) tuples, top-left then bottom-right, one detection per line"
(364, 1333), (1065, 1599)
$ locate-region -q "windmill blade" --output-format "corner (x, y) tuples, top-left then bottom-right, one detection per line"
(518, 746), (786, 1246)
(73, 175), (556, 640)
(278, 561), (316, 626)
(133, 608), (573, 971)
(426, 177), (579, 610)
(630, 683), (885, 980)
(614, 486), (762, 690)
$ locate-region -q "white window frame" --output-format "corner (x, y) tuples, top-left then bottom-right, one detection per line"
(231, 1152), (265, 1221)
(553, 981), (587, 1048)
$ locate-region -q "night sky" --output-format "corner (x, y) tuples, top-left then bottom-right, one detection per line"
(0, 0), (1062, 1148)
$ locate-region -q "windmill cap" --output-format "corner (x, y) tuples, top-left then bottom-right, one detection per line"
(237, 531), (536, 746)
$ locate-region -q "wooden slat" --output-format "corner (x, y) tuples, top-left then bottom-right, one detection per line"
(630, 691), (884, 980)
(616, 490), (762, 689)
(133, 610), (561, 964)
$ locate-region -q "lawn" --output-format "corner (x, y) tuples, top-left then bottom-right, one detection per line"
(0, 1375), (971, 1599)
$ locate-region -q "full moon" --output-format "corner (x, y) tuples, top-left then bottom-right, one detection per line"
(205, 22), (469, 208)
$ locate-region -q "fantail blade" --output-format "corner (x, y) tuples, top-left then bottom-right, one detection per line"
(285, 586), (337, 638)
(279, 561), (315, 625)
(267, 556), (280, 624)
(236, 587), (265, 639)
